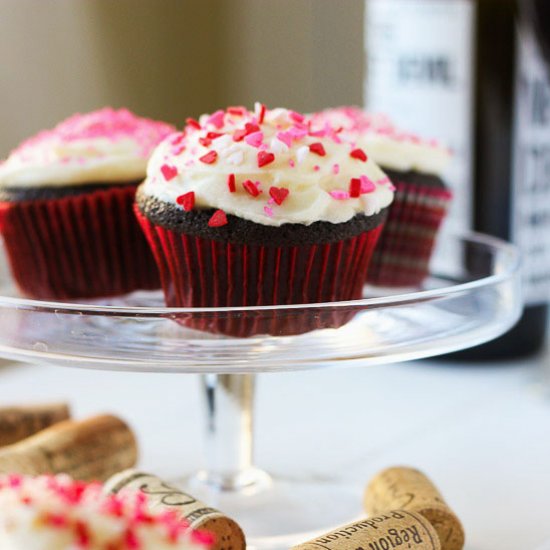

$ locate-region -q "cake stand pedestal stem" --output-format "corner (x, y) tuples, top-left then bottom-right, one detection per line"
(194, 373), (271, 493)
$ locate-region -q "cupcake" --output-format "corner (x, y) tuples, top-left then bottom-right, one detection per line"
(0, 474), (213, 549)
(309, 107), (452, 287)
(0, 108), (174, 300)
(135, 104), (394, 336)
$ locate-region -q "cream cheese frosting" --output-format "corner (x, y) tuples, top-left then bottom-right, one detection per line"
(308, 107), (451, 176)
(141, 104), (394, 227)
(0, 108), (175, 188)
(0, 474), (212, 550)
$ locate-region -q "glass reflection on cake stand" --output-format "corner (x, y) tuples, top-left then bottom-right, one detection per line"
(0, 232), (521, 549)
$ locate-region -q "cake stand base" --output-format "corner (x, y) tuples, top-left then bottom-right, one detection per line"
(183, 474), (361, 550)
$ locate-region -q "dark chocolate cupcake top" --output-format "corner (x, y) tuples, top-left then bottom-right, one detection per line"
(141, 105), (394, 228)
(308, 107), (451, 177)
(0, 108), (175, 188)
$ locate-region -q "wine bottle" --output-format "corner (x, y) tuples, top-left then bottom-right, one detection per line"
(364, 0), (550, 360)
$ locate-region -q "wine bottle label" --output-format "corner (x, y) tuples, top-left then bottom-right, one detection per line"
(512, 22), (550, 305)
(364, 0), (475, 236)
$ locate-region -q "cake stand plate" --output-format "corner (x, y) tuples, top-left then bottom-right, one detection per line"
(0, 232), (522, 549)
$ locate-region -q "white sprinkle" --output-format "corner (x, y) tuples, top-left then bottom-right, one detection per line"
(227, 151), (244, 165)
(270, 137), (289, 155)
(213, 134), (232, 150)
(296, 145), (309, 164)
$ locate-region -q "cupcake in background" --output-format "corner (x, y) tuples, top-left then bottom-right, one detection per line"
(136, 104), (394, 336)
(309, 107), (452, 287)
(0, 108), (174, 299)
(0, 474), (213, 549)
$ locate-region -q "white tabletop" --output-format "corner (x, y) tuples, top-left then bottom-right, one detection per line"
(0, 355), (548, 550)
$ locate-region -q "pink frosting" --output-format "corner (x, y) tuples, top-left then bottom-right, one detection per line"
(12, 108), (175, 159)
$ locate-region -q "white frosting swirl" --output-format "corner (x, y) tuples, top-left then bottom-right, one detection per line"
(0, 108), (175, 188)
(308, 107), (451, 176)
(0, 475), (211, 549)
(142, 105), (394, 227)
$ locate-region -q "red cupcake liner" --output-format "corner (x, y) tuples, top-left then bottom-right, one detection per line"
(367, 182), (452, 287)
(0, 186), (160, 300)
(136, 208), (384, 337)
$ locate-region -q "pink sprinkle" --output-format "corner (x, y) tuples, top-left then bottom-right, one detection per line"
(360, 175), (376, 193)
(264, 206), (274, 217)
(276, 131), (293, 148)
(332, 163), (340, 175)
(289, 159), (295, 167)
(207, 110), (225, 129)
(288, 126), (308, 140)
(244, 131), (264, 148)
(313, 165), (320, 171)
(329, 190), (350, 200)
(289, 111), (305, 123)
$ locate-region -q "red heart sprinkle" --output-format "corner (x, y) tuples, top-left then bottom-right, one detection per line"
(349, 178), (361, 198)
(199, 150), (218, 164)
(309, 142), (326, 156)
(350, 148), (368, 162)
(245, 123), (260, 135)
(227, 173), (236, 193)
(208, 210), (228, 227)
(186, 117), (201, 130)
(206, 132), (223, 140)
(269, 186), (289, 205)
(243, 180), (262, 197)
(176, 191), (195, 211)
(199, 137), (212, 147)
(160, 164), (178, 181)
(257, 151), (275, 168)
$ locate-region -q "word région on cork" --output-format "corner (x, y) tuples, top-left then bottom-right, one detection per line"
(104, 469), (246, 550)
(364, 467), (465, 550)
(291, 510), (440, 550)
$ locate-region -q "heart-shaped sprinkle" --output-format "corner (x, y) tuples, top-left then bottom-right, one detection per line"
(199, 150), (218, 164)
(360, 175), (376, 193)
(244, 131), (264, 148)
(350, 148), (368, 162)
(269, 186), (290, 205)
(309, 142), (326, 156)
(185, 117), (201, 130)
(208, 210), (228, 227)
(176, 191), (195, 211)
(243, 180), (262, 197)
(160, 164), (178, 181)
(257, 151), (275, 168)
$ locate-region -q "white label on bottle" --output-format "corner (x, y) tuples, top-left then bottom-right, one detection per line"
(512, 26), (550, 305)
(364, 0), (475, 235)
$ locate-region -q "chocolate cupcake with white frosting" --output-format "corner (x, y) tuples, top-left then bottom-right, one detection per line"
(136, 104), (394, 336)
(309, 107), (452, 287)
(0, 108), (174, 299)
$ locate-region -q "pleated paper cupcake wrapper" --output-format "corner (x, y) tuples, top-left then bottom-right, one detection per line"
(367, 182), (452, 288)
(0, 186), (160, 300)
(136, 209), (384, 337)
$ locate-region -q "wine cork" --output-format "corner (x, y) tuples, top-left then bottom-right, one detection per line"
(0, 402), (70, 447)
(0, 414), (137, 481)
(364, 467), (465, 550)
(104, 470), (246, 550)
(292, 509), (440, 550)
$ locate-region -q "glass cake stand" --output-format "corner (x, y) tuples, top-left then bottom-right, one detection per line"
(0, 232), (521, 549)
